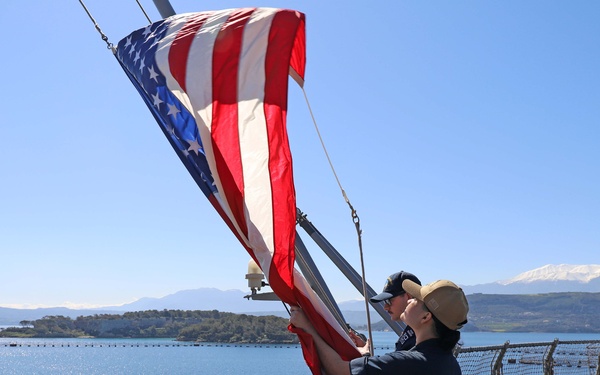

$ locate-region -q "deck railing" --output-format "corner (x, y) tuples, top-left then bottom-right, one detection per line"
(455, 339), (600, 375)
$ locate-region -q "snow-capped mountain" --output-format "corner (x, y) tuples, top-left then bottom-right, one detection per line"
(462, 264), (600, 295)
(500, 264), (600, 284)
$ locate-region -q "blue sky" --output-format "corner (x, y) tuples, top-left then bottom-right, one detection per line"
(1, 1), (598, 309)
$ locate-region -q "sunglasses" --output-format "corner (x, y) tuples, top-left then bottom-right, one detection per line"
(383, 292), (406, 306)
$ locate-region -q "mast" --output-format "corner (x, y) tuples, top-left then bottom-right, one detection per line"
(296, 209), (405, 336)
(152, 0), (176, 18)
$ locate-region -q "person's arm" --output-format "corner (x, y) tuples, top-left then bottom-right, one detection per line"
(289, 306), (351, 375)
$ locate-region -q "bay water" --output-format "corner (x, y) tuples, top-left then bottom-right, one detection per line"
(1, 332), (598, 374)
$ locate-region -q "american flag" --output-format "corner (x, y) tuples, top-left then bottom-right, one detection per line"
(115, 8), (359, 373)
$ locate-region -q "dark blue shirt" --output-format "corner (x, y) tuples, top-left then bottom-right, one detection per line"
(396, 326), (416, 351)
(349, 338), (461, 375)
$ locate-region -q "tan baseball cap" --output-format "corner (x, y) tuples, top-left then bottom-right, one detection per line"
(402, 279), (469, 330)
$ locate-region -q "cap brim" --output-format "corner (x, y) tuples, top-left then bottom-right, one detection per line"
(402, 280), (423, 301)
(369, 291), (394, 303)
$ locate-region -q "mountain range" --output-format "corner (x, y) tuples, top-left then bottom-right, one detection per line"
(2, 264), (599, 326)
(459, 264), (600, 295)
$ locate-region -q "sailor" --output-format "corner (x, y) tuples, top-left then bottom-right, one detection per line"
(353, 271), (422, 353)
(290, 279), (469, 375)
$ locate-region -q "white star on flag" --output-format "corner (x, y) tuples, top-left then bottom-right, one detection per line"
(166, 103), (180, 118)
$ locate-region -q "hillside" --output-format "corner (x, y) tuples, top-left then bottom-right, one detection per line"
(464, 292), (600, 332)
(0, 310), (298, 344)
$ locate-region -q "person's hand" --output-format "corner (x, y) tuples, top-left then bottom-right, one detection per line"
(348, 330), (366, 347)
(289, 306), (315, 334)
(356, 338), (371, 356)
(348, 331), (370, 355)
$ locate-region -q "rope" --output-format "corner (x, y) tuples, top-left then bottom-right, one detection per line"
(301, 89), (349, 203)
(77, 0), (114, 51)
(135, 0), (153, 24)
(301, 87), (373, 355)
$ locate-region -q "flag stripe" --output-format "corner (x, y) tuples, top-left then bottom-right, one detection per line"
(210, 9), (255, 241)
(237, 9), (278, 282)
(264, 9), (305, 297)
(289, 13), (307, 87)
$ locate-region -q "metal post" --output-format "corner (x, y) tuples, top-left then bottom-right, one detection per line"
(492, 341), (510, 375)
(296, 208), (404, 336)
(152, 0), (176, 18)
(543, 339), (559, 375)
(295, 232), (348, 331)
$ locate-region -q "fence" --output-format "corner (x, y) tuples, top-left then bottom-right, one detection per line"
(456, 340), (600, 375)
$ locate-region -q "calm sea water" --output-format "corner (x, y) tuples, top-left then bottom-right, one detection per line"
(1, 332), (598, 374)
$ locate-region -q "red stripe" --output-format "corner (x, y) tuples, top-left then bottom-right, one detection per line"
(263, 10), (305, 301)
(169, 14), (209, 92)
(289, 11), (306, 82)
(210, 9), (256, 240)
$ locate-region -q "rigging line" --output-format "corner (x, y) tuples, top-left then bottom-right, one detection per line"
(357, 221), (374, 355)
(78, 0), (113, 50)
(301, 88), (349, 204)
(301, 87), (373, 354)
(135, 0), (153, 24)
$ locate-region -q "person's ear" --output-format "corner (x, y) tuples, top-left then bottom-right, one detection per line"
(421, 311), (432, 323)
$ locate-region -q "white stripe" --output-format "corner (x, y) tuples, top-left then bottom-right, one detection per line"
(237, 9), (279, 278)
(186, 9), (232, 123)
(182, 10), (254, 249)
